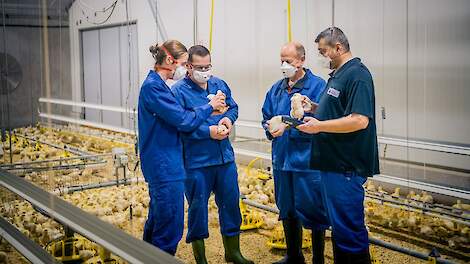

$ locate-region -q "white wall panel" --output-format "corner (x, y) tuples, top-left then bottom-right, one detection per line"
(81, 30), (101, 123)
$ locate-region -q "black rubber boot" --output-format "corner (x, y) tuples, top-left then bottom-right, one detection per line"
(312, 230), (325, 264)
(191, 239), (208, 264)
(273, 219), (305, 264)
(222, 234), (254, 264)
(332, 239), (371, 264)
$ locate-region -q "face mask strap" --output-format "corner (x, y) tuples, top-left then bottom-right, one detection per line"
(160, 44), (176, 64)
(154, 44), (178, 73)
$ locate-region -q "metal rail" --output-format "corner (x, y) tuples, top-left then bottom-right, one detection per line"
(0, 169), (182, 264)
(4, 160), (107, 173)
(39, 97), (136, 114)
(0, 153), (111, 168)
(53, 177), (142, 195)
(39, 113), (136, 135)
(378, 136), (470, 156)
(0, 216), (59, 264)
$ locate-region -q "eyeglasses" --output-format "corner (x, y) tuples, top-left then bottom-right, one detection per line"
(190, 64), (212, 72)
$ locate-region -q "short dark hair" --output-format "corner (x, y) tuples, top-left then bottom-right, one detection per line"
(315, 27), (350, 52)
(188, 45), (211, 63)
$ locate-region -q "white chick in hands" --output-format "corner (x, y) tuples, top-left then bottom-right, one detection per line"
(266, 116), (285, 134)
(207, 90), (228, 114)
(217, 124), (229, 135)
(290, 93), (304, 119)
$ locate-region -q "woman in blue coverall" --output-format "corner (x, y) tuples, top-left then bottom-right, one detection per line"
(138, 40), (226, 255)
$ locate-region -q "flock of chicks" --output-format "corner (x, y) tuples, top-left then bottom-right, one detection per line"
(1, 124), (470, 263)
(364, 182), (470, 251)
(61, 184), (149, 234)
(0, 198), (64, 256)
(0, 184), (146, 263)
(1, 134), (66, 164)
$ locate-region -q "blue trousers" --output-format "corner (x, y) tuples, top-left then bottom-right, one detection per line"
(274, 170), (328, 231)
(143, 181), (184, 255)
(185, 162), (241, 243)
(319, 171), (369, 253)
(294, 171), (329, 231)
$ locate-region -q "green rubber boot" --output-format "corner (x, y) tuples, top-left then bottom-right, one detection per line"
(191, 239), (208, 264)
(222, 234), (254, 264)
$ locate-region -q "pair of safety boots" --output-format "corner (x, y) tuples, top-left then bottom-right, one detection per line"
(273, 219), (371, 264)
(273, 218), (325, 264)
(192, 234), (254, 264)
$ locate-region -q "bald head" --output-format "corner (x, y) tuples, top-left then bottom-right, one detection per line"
(281, 41), (305, 60)
(279, 41), (306, 80)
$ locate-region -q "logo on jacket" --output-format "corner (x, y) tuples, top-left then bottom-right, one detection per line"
(327, 87), (340, 98)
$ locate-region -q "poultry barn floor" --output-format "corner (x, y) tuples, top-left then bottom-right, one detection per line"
(0, 125), (468, 263)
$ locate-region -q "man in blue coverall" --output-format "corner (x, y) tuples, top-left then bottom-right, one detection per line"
(172, 45), (253, 264)
(262, 41), (328, 264)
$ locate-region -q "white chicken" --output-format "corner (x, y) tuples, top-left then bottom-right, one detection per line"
(290, 93), (305, 119)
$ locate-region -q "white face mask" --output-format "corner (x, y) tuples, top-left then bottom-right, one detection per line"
(172, 65), (187, 81)
(165, 79), (176, 88)
(280, 61), (298, 78)
(318, 54), (332, 69)
(193, 69), (212, 83)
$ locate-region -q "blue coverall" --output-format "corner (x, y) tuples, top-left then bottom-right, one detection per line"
(138, 70), (213, 255)
(261, 69), (329, 230)
(172, 76), (242, 243)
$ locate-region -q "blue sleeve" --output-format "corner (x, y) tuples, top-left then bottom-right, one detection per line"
(313, 79), (327, 103)
(221, 81), (239, 123)
(172, 84), (212, 140)
(183, 80), (237, 140)
(304, 79), (327, 118)
(184, 124), (211, 139)
(142, 83), (213, 132)
(261, 88), (274, 141)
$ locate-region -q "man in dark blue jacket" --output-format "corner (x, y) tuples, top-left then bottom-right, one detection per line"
(262, 42), (328, 264)
(299, 27), (380, 264)
(172, 45), (253, 264)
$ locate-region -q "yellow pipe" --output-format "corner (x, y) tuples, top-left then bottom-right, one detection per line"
(287, 0), (292, 42)
(209, 0), (215, 51)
